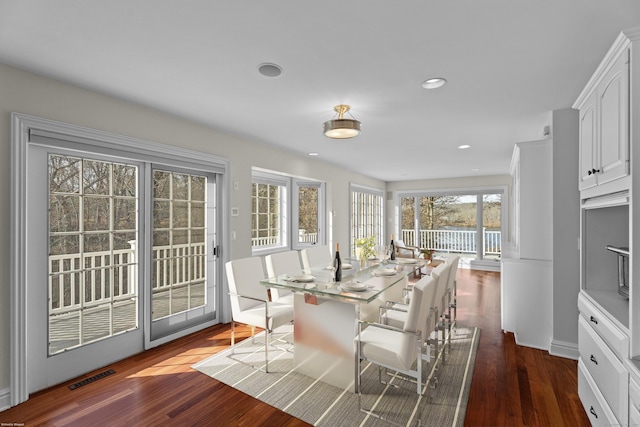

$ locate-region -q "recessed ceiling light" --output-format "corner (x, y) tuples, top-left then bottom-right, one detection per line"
(258, 63), (283, 77)
(421, 77), (447, 89)
(308, 152), (319, 156)
(471, 168), (480, 172)
(457, 144), (471, 149)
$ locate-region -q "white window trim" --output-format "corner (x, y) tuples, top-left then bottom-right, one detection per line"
(349, 183), (385, 258)
(394, 185), (508, 266)
(251, 168), (326, 255)
(10, 113), (231, 407)
(292, 179), (326, 250)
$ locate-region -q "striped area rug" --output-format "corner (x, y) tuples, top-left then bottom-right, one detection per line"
(192, 325), (480, 426)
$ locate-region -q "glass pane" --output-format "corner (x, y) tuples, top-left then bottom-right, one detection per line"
(400, 197), (415, 246)
(298, 186), (318, 244)
(113, 198), (136, 230)
(114, 232), (136, 251)
(84, 196), (110, 231)
(153, 230), (170, 247)
(154, 170), (171, 199)
(113, 164), (137, 197)
(172, 173), (189, 200)
(191, 202), (205, 228)
(49, 156), (139, 355)
(191, 229), (205, 244)
(191, 176), (205, 201)
(172, 201), (189, 228)
(483, 194), (502, 259)
(50, 195), (80, 233)
(49, 155), (80, 194)
(153, 200), (170, 229)
(83, 160), (111, 195)
(152, 170), (209, 320)
(84, 233), (110, 254)
(50, 235), (79, 256)
(172, 229), (189, 245)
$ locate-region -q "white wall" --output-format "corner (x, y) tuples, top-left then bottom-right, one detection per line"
(551, 108), (581, 357)
(0, 63), (383, 398)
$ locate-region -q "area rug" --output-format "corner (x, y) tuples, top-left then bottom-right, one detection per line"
(192, 325), (480, 427)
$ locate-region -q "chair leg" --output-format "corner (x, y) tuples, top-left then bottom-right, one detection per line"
(264, 328), (269, 373)
(231, 320), (236, 355)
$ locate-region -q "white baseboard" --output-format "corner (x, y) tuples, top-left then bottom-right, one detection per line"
(549, 339), (579, 360)
(513, 333), (551, 352)
(0, 387), (11, 412)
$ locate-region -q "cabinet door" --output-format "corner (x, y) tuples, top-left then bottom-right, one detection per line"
(579, 92), (597, 191)
(598, 49), (629, 186)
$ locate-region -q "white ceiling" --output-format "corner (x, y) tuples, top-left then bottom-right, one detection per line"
(2, 1), (640, 181)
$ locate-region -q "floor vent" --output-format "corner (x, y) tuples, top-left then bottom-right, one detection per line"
(68, 369), (115, 390)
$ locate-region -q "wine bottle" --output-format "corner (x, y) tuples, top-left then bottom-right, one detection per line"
(334, 243), (342, 282)
(390, 234), (396, 261)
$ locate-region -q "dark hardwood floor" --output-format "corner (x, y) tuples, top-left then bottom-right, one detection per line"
(1, 269), (589, 426)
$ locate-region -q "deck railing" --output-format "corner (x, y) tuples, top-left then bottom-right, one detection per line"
(49, 242), (206, 315)
(400, 228), (501, 256)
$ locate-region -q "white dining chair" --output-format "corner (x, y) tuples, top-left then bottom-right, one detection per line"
(265, 251), (303, 304)
(225, 256), (294, 373)
(430, 262), (452, 361)
(443, 255), (460, 338)
(355, 274), (433, 405)
(379, 274), (439, 366)
(300, 245), (331, 270)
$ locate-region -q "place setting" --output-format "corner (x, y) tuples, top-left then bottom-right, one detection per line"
(372, 267), (399, 277)
(339, 280), (373, 293)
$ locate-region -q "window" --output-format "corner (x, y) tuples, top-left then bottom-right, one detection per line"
(251, 169), (325, 252)
(293, 181), (324, 248)
(350, 184), (384, 257)
(252, 171), (288, 250)
(398, 189), (505, 264)
(152, 170), (208, 320)
(48, 154), (138, 354)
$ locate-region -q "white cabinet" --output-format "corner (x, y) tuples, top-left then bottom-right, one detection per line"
(502, 140), (552, 348)
(508, 140), (553, 259)
(577, 26), (640, 427)
(575, 35), (630, 196)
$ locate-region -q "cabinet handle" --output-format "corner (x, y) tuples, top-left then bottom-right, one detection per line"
(590, 354), (598, 365)
(590, 406), (598, 418)
(590, 316), (598, 325)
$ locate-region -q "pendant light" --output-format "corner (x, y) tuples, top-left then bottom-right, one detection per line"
(323, 104), (361, 139)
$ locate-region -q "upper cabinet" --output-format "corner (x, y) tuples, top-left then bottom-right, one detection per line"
(575, 33), (632, 197)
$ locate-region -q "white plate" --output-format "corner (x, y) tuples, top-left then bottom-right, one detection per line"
(374, 268), (397, 276)
(397, 258), (417, 264)
(290, 274), (315, 283)
(325, 263), (353, 270)
(341, 282), (367, 292)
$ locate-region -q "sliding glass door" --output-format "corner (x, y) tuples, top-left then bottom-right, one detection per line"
(20, 116), (227, 396)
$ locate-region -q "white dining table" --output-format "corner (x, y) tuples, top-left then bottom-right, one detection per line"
(260, 258), (426, 392)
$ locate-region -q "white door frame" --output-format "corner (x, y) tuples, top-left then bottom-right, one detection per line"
(10, 113), (231, 406)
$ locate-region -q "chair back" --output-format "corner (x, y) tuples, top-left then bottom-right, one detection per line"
(397, 275), (431, 369)
(430, 262), (451, 315)
(300, 245), (331, 270)
(225, 257), (268, 315)
(445, 255), (460, 292)
(265, 251), (303, 301)
(414, 275), (438, 342)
